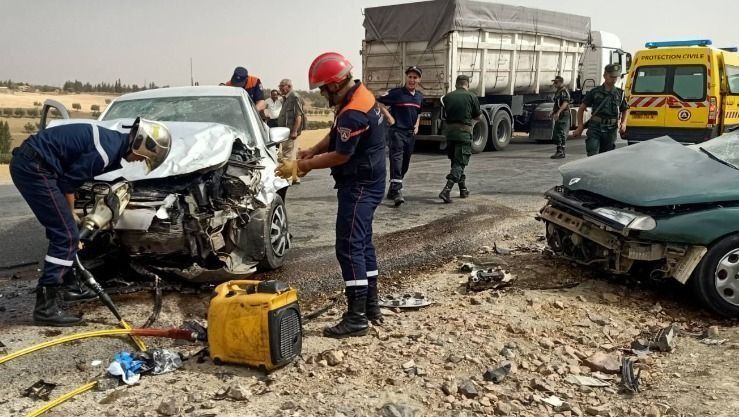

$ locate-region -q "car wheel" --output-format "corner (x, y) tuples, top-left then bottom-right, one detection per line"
(487, 111), (512, 151)
(258, 195), (290, 270)
(470, 117), (489, 154)
(691, 234), (739, 317)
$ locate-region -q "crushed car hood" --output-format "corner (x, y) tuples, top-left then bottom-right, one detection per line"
(560, 136), (739, 207)
(49, 118), (242, 181)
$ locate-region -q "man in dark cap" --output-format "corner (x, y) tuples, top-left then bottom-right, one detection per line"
(549, 75), (571, 159)
(438, 74), (481, 203)
(377, 66), (424, 206)
(573, 64), (628, 155)
(225, 66), (266, 111)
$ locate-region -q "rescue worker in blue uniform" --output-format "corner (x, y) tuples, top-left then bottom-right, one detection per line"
(377, 66), (424, 206)
(275, 52), (386, 338)
(10, 118), (172, 326)
(225, 66), (266, 112)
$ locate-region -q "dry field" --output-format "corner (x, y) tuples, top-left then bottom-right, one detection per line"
(0, 91), (114, 113)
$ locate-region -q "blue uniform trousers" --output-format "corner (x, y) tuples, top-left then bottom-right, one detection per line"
(335, 181), (384, 297)
(388, 127), (415, 193)
(10, 148), (79, 286)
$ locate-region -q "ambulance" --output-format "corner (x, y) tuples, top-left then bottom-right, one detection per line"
(624, 39), (739, 144)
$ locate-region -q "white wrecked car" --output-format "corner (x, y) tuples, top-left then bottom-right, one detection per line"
(40, 86), (292, 282)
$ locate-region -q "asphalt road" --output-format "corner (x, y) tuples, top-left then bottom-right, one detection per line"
(0, 136), (603, 270)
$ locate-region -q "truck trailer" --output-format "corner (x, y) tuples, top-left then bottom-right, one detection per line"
(362, 0), (631, 152)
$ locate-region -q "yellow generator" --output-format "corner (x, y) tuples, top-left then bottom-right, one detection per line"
(208, 280), (302, 371)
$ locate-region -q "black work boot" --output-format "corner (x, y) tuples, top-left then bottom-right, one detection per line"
(458, 181), (470, 199)
(393, 190), (405, 207)
(33, 286), (83, 327)
(386, 190), (398, 200)
(61, 270), (97, 302)
(323, 290), (369, 338)
(550, 146), (565, 159)
(439, 181), (454, 203)
(366, 283), (384, 325)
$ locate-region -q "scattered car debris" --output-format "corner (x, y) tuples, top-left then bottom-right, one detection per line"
(483, 360), (512, 383)
(631, 324), (679, 353)
(700, 338), (727, 346)
(621, 357), (641, 393)
(466, 268), (514, 292)
(23, 380), (57, 401)
(541, 395), (565, 408)
(565, 374), (610, 387)
(460, 263), (475, 273)
(0, 340), (6, 356)
(378, 293), (432, 309)
(493, 243), (512, 255)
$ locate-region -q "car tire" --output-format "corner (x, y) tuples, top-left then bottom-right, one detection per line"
(257, 195), (289, 271)
(691, 234), (739, 317)
(470, 117), (489, 154)
(487, 111), (512, 151)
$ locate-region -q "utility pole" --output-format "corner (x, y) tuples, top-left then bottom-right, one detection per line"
(190, 58), (194, 86)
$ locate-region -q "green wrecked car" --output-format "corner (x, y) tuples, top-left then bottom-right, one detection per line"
(540, 133), (739, 316)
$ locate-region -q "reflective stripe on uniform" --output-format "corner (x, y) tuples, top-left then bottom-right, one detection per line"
(45, 255), (73, 267)
(91, 125), (109, 168)
(345, 279), (369, 287)
(390, 179), (403, 183)
(366, 270), (378, 277)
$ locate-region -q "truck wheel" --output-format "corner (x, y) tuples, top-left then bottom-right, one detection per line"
(691, 234), (739, 317)
(487, 111), (512, 151)
(470, 117), (489, 154)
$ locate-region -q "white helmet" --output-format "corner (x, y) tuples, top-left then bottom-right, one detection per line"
(129, 117), (172, 172)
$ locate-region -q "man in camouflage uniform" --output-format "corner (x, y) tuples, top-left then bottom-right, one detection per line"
(439, 75), (481, 203)
(573, 64), (628, 156)
(549, 75), (571, 159)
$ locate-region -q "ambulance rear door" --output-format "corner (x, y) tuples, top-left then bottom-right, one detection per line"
(721, 51), (739, 133)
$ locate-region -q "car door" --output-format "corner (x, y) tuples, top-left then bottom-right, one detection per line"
(39, 99), (70, 130)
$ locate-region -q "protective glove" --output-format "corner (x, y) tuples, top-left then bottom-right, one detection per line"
(275, 159), (309, 180)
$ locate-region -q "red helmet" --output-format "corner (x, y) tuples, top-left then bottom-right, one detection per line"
(308, 52), (353, 89)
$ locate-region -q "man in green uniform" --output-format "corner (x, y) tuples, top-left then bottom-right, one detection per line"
(550, 75), (571, 159)
(439, 75), (481, 203)
(573, 64), (628, 156)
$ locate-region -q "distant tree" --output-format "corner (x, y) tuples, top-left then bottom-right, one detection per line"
(90, 104), (100, 112)
(14, 108), (25, 117)
(72, 103), (81, 111)
(91, 111), (101, 118)
(23, 122), (36, 134)
(26, 108), (39, 118)
(105, 98), (111, 104)
(50, 108), (60, 118)
(33, 101), (41, 107)
(2, 108), (11, 117)
(0, 121), (11, 154)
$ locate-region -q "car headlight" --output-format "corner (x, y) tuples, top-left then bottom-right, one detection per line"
(593, 207), (656, 231)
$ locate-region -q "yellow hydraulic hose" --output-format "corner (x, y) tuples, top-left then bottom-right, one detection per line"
(26, 381), (98, 417)
(0, 328), (132, 365)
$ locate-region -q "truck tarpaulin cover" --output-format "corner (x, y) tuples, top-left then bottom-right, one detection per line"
(363, 0), (591, 46)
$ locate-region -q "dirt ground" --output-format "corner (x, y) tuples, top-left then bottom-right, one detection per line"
(0, 202), (737, 417)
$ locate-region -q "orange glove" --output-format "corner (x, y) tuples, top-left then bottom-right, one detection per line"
(275, 160), (309, 180)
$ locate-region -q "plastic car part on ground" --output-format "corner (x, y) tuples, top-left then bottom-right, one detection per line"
(621, 357), (641, 393)
(24, 380), (57, 401)
(631, 324), (678, 354)
(466, 267), (515, 292)
(378, 293), (432, 309)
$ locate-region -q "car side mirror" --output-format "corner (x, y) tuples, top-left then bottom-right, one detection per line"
(266, 127), (290, 147)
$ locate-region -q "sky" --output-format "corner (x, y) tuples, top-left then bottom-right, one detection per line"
(1, 0), (736, 90)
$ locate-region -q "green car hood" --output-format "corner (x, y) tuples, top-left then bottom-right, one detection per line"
(560, 136), (739, 207)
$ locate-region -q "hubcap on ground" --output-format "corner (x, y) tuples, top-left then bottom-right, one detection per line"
(270, 205), (289, 257)
(714, 249), (739, 306)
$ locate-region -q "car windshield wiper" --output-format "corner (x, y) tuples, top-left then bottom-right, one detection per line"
(699, 147), (739, 171)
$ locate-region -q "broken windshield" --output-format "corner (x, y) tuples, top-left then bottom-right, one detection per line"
(692, 131), (739, 170)
(103, 96), (255, 144)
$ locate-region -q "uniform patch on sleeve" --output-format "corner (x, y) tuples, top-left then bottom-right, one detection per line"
(337, 127), (352, 142)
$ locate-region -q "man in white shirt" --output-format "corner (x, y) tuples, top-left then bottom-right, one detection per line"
(264, 89), (283, 128)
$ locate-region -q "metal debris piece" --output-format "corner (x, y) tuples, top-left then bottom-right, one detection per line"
(564, 374), (610, 387)
(483, 360), (512, 383)
(621, 357), (641, 393)
(460, 263), (475, 272)
(631, 324), (679, 354)
(541, 395), (564, 407)
(700, 338), (727, 346)
(24, 380), (57, 401)
(493, 243), (512, 255)
(378, 293), (432, 309)
(466, 268), (514, 292)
